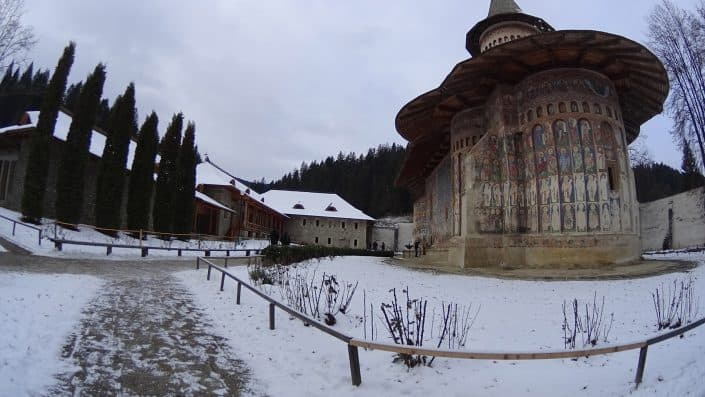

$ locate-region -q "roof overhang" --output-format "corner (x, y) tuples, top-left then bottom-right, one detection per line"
(395, 30), (669, 189)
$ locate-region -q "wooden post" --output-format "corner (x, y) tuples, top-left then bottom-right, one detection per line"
(348, 344), (362, 386)
(207, 265), (212, 280)
(236, 282), (242, 304)
(12, 222), (16, 236)
(634, 345), (649, 387)
(178, 249), (182, 257)
(226, 250), (230, 257)
(196, 257), (200, 269)
(141, 247), (148, 257)
(220, 272), (226, 291)
(269, 303), (275, 330)
(106, 246), (112, 256)
(205, 250), (211, 257)
(38, 229), (42, 246)
(55, 241), (63, 251)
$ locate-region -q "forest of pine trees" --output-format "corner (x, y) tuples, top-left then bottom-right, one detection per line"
(249, 143), (413, 218)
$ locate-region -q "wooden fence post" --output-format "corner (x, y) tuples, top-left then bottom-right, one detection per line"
(106, 246), (112, 256)
(236, 282), (242, 304)
(220, 272), (226, 291)
(141, 247), (148, 257)
(269, 303), (275, 330)
(12, 222), (16, 236)
(634, 345), (649, 387)
(207, 265), (212, 280)
(196, 257), (200, 269)
(348, 344), (362, 386)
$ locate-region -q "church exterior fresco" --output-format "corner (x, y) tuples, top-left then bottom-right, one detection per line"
(399, 1), (666, 268)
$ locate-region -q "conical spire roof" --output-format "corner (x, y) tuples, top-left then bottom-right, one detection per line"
(488, 0), (522, 17)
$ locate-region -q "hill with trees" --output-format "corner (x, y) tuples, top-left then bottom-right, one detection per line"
(249, 143), (412, 218)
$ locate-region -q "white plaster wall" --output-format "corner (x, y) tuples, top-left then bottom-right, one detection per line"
(370, 227), (395, 251)
(398, 223), (415, 250)
(639, 187), (705, 251)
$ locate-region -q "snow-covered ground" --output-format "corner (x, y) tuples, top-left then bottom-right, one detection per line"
(178, 253), (705, 396)
(0, 272), (103, 396)
(0, 206), (268, 260)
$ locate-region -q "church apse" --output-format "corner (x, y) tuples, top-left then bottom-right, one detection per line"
(395, 0), (668, 268)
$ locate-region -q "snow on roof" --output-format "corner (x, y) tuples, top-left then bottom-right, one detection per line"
(16, 111), (140, 170)
(195, 160), (286, 217)
(195, 191), (234, 213)
(261, 190), (375, 221)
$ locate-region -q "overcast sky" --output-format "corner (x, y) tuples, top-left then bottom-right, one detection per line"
(22, 0), (697, 181)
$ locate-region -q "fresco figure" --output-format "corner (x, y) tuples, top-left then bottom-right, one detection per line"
(572, 146), (583, 171)
(558, 147), (572, 172)
(561, 175), (574, 202)
(588, 203), (600, 231)
(576, 203), (587, 232)
(533, 125), (545, 149)
(574, 173), (586, 202)
(599, 173), (609, 201)
(583, 146), (596, 172)
(550, 175), (560, 204)
(579, 119), (593, 145)
(563, 204), (575, 231)
(596, 147), (606, 171)
(541, 206), (550, 232)
(601, 202), (611, 231)
(554, 120), (570, 146)
(547, 147), (558, 174)
(551, 204), (561, 232)
(536, 151), (548, 178)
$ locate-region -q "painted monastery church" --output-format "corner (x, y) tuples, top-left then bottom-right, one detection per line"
(396, 0), (669, 267)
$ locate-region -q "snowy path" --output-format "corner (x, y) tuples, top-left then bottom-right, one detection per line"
(0, 253), (253, 397)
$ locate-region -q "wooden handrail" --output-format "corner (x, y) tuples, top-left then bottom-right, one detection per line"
(196, 256), (705, 388)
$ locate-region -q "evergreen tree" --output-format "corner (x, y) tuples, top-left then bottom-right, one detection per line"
(152, 113), (183, 234)
(54, 64), (106, 225)
(63, 82), (83, 113)
(18, 63), (33, 89)
(682, 142), (705, 191)
(172, 122), (197, 235)
(21, 42), (75, 223)
(95, 83), (137, 230)
(126, 111), (159, 231)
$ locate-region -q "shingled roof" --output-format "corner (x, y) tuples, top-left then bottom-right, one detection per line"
(488, 0), (522, 17)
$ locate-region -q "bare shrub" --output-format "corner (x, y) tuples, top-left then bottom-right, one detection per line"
(652, 277), (699, 331)
(379, 287), (479, 368)
(562, 292), (614, 349)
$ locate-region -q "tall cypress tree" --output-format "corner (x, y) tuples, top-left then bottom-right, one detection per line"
(55, 64), (106, 226)
(21, 42), (75, 223)
(127, 112), (159, 231)
(152, 113), (183, 234)
(95, 83), (136, 230)
(682, 142), (705, 191)
(172, 122), (197, 235)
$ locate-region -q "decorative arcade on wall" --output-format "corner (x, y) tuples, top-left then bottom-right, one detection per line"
(395, 0), (669, 268)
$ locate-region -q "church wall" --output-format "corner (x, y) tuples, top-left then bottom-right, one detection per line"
(640, 187), (705, 251)
(426, 154), (453, 245)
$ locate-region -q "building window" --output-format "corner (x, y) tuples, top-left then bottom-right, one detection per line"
(342, 221), (346, 229)
(354, 239), (358, 247)
(315, 237), (319, 244)
(302, 219), (307, 226)
(354, 222), (358, 230)
(327, 237), (331, 245)
(608, 166), (619, 191)
(315, 219), (320, 227)
(325, 204), (337, 212)
(293, 203), (304, 209)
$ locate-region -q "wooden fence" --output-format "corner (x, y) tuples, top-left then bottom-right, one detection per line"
(0, 214), (43, 246)
(196, 256), (705, 388)
(51, 238), (263, 258)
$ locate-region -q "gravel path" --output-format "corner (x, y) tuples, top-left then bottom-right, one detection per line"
(0, 241), (253, 397)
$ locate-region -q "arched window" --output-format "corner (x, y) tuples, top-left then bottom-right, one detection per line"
(536, 106), (543, 118)
(325, 204), (338, 212)
(571, 102), (579, 112)
(547, 103), (555, 115)
(594, 103), (602, 114)
(559, 102), (567, 113)
(582, 102), (590, 113)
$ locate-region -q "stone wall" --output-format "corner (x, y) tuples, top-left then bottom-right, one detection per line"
(640, 187), (705, 251)
(283, 215), (368, 249)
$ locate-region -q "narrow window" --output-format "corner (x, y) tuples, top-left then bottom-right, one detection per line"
(327, 237), (332, 245)
(608, 167), (618, 191)
(302, 219), (307, 226)
(316, 219), (320, 227)
(315, 237), (319, 244)
(354, 222), (358, 230)
(342, 221), (346, 229)
(354, 239), (358, 247)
